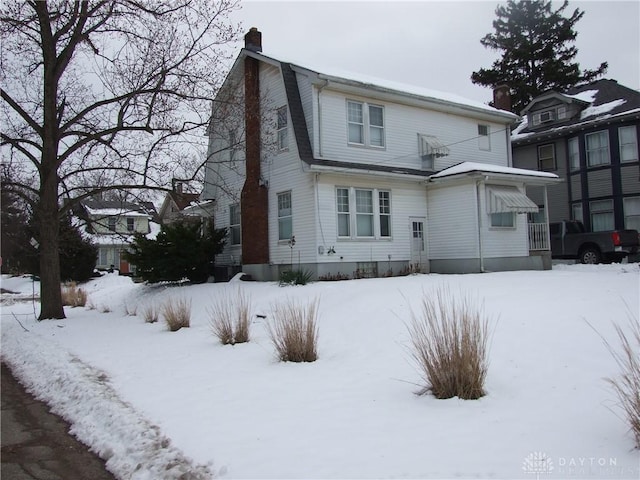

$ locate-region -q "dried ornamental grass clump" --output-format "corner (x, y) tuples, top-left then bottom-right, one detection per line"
(209, 289), (251, 345)
(162, 297), (191, 331)
(407, 287), (492, 400)
(61, 282), (88, 307)
(267, 297), (319, 362)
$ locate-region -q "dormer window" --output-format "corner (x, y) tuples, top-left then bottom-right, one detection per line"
(531, 105), (568, 127)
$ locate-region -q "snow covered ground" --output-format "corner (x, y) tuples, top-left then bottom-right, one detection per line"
(1, 265), (639, 479)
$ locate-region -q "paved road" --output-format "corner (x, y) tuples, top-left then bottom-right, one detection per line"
(1, 362), (116, 480)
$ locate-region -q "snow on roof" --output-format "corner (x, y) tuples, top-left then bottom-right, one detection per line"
(579, 98), (626, 120)
(85, 206), (150, 217)
(255, 50), (515, 120)
(565, 90), (598, 103)
(430, 161), (559, 179)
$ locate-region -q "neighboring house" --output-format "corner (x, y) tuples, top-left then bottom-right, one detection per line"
(512, 79), (640, 233)
(158, 181), (201, 225)
(203, 28), (559, 281)
(78, 199), (159, 274)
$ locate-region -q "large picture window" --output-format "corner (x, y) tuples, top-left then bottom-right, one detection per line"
(277, 191), (292, 240)
(347, 100), (385, 148)
(585, 131), (610, 167)
(336, 187), (391, 239)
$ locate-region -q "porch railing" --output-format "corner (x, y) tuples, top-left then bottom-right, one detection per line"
(528, 222), (550, 251)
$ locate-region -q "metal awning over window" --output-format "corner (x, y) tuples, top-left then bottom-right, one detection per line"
(418, 134), (450, 158)
(487, 186), (539, 213)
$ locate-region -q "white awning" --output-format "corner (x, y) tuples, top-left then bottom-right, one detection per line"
(419, 134), (450, 158)
(487, 186), (539, 213)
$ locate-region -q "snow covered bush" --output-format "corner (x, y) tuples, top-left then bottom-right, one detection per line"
(407, 288), (491, 400)
(162, 297), (191, 331)
(61, 282), (87, 307)
(209, 289), (251, 345)
(268, 298), (319, 362)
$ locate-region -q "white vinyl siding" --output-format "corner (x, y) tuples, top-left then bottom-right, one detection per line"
(585, 131), (610, 166)
(277, 191), (293, 241)
(619, 126), (638, 163)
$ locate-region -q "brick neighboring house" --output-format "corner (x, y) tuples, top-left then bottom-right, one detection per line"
(204, 28), (560, 281)
(511, 79), (640, 233)
(78, 199), (159, 274)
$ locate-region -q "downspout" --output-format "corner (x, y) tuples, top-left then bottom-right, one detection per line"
(475, 179), (485, 273)
(316, 79), (328, 158)
(505, 124), (513, 167)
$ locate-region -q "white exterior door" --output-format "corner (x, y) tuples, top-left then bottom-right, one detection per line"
(410, 217), (426, 271)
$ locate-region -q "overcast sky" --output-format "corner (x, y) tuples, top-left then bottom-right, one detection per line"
(227, 0), (640, 110)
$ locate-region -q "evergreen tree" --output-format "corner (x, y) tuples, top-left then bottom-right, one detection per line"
(125, 222), (227, 284)
(471, 0), (607, 113)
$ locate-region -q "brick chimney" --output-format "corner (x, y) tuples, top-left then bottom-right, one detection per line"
(244, 27), (262, 53)
(493, 84), (512, 112)
(240, 28), (269, 266)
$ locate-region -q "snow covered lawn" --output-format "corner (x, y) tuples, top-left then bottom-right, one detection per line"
(2, 265), (639, 479)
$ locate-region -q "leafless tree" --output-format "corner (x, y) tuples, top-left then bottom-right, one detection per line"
(1, 0), (241, 319)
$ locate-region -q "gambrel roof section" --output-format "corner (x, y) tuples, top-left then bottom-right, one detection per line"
(512, 79), (640, 145)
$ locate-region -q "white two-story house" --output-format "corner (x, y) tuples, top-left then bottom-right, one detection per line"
(203, 28), (560, 281)
(79, 199), (159, 274)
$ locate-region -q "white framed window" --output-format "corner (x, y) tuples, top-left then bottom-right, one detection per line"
(277, 106), (288, 151)
(572, 203), (584, 223)
(585, 131), (610, 167)
(108, 217), (117, 232)
(590, 199), (614, 232)
(557, 105), (567, 120)
(229, 129), (238, 161)
(568, 136), (580, 171)
(537, 144), (556, 171)
(229, 204), (241, 245)
(337, 188), (350, 237)
(355, 189), (374, 237)
(277, 191), (292, 241)
(619, 126), (638, 163)
(336, 187), (391, 239)
(347, 100), (385, 148)
(478, 124), (490, 151)
(99, 248), (108, 266)
(623, 197), (640, 231)
(126, 217), (135, 232)
(490, 212), (514, 228)
(379, 191), (391, 237)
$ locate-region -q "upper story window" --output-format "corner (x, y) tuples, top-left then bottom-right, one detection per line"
(478, 124), (490, 151)
(619, 126), (638, 163)
(108, 217), (117, 232)
(228, 129), (238, 162)
(568, 136), (580, 171)
(537, 144), (556, 171)
(347, 100), (385, 148)
(277, 191), (292, 241)
(585, 130), (610, 167)
(229, 204), (241, 246)
(126, 218), (135, 232)
(531, 105), (567, 127)
(277, 106), (288, 151)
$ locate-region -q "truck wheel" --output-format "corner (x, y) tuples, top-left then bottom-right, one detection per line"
(579, 247), (601, 264)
